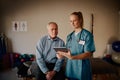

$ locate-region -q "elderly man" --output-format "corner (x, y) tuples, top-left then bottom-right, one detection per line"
(36, 22), (65, 80)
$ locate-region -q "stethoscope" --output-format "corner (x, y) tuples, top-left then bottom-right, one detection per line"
(69, 29), (83, 42)
(67, 29), (84, 49)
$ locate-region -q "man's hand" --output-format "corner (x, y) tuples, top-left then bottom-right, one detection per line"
(46, 70), (56, 80)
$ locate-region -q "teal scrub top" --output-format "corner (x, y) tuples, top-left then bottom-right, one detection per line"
(66, 29), (95, 80)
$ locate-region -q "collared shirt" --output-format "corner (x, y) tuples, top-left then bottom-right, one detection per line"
(36, 35), (65, 73)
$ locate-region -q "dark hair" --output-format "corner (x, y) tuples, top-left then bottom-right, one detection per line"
(71, 11), (84, 27)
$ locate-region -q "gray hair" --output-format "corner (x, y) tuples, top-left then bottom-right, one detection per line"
(47, 22), (58, 29)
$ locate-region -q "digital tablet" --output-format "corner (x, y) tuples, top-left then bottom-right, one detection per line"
(53, 47), (68, 52)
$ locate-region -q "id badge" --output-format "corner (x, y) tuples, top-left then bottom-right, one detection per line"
(78, 40), (85, 45)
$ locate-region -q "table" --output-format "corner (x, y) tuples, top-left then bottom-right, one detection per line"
(90, 58), (119, 80)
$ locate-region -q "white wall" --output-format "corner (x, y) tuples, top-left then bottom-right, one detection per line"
(2, 0), (120, 57)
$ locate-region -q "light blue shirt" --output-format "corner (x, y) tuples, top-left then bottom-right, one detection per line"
(36, 35), (65, 73)
(66, 29), (96, 80)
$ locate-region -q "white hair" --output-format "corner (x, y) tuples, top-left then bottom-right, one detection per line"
(46, 22), (58, 29)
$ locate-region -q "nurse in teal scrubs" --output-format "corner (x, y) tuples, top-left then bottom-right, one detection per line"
(57, 11), (95, 80)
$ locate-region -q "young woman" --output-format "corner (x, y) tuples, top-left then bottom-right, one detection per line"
(57, 12), (96, 80)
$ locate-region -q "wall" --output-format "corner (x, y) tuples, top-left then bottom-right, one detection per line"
(119, 11), (120, 39)
(1, 0), (120, 57)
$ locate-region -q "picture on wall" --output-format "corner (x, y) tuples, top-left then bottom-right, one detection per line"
(12, 21), (19, 32)
(19, 21), (27, 32)
(12, 21), (27, 32)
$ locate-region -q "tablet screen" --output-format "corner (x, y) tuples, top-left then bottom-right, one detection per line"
(53, 47), (68, 52)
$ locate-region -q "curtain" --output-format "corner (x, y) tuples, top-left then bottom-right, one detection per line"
(0, 33), (7, 59)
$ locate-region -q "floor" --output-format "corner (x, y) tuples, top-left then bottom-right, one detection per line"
(0, 68), (22, 80)
(0, 68), (119, 80)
